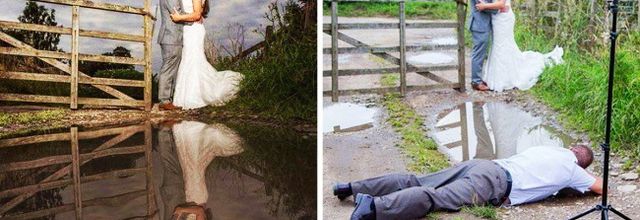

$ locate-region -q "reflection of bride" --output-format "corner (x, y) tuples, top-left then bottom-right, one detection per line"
(172, 121), (244, 218)
(486, 102), (563, 158)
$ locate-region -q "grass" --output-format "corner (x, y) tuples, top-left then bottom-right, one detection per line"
(209, 1), (316, 122)
(322, 1), (457, 20)
(0, 110), (66, 127)
(380, 74), (449, 173)
(462, 205), (499, 220)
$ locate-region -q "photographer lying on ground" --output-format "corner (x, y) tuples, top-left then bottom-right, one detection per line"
(333, 145), (603, 220)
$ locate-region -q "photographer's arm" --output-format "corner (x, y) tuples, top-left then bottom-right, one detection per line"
(588, 173), (603, 195)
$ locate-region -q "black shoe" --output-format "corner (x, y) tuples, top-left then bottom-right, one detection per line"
(351, 193), (376, 220)
(333, 182), (352, 200)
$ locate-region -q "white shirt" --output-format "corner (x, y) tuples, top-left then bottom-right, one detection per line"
(493, 146), (596, 205)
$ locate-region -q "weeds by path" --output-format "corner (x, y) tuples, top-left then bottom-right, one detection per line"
(380, 74), (449, 173)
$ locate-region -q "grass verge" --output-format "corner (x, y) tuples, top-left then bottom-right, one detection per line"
(0, 110), (66, 127)
(381, 74), (449, 173)
(322, 1), (457, 20)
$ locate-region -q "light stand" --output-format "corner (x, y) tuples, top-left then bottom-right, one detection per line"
(569, 0), (630, 219)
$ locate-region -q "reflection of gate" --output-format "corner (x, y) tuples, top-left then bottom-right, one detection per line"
(435, 103), (470, 161)
(0, 123), (154, 219)
(0, 0), (155, 110)
(324, 0), (467, 102)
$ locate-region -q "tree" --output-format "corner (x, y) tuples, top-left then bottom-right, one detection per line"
(79, 46), (135, 76)
(10, 2), (61, 51)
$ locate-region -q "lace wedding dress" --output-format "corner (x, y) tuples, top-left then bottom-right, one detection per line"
(173, 121), (244, 204)
(482, 0), (564, 92)
(173, 0), (244, 109)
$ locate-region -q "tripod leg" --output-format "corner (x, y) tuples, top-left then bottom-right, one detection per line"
(568, 207), (598, 220)
(609, 207), (632, 220)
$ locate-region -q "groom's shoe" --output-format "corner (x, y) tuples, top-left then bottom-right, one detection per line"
(351, 193), (376, 220)
(159, 102), (182, 111)
(472, 82), (490, 91)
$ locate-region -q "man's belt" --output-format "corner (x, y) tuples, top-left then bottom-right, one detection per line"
(499, 166), (512, 205)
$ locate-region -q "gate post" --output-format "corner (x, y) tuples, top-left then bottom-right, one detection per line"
(456, 0), (466, 92)
(331, 0), (339, 102)
(399, 0), (407, 96)
(70, 6), (79, 109)
(143, 0), (153, 111)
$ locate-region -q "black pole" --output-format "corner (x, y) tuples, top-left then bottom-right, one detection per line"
(569, 0), (630, 219)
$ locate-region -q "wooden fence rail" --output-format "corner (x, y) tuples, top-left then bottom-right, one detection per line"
(324, 0), (467, 102)
(0, 0), (155, 110)
(0, 122), (154, 219)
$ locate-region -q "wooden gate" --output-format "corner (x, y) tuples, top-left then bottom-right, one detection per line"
(0, 0), (155, 110)
(0, 122), (155, 219)
(324, 0), (467, 102)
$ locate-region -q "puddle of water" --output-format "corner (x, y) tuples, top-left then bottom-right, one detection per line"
(431, 37), (457, 45)
(323, 103), (378, 133)
(408, 52), (455, 65)
(433, 102), (574, 162)
(338, 54), (352, 63)
(0, 120), (316, 220)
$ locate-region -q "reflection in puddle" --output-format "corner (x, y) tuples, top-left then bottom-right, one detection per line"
(0, 120), (316, 219)
(323, 103), (378, 133)
(408, 52), (455, 65)
(338, 54), (352, 63)
(433, 102), (573, 162)
(431, 37), (457, 45)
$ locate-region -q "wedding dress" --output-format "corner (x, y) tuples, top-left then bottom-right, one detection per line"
(173, 0), (244, 109)
(173, 121), (244, 204)
(482, 0), (564, 92)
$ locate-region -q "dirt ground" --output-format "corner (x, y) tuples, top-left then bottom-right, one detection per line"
(0, 104), (315, 138)
(323, 89), (640, 220)
(322, 16), (639, 219)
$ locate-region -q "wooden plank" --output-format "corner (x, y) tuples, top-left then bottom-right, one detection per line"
(322, 64), (458, 76)
(0, 93), (144, 107)
(322, 44), (458, 53)
(0, 124), (143, 148)
(0, 47), (145, 65)
(0, 21), (145, 43)
(71, 6), (79, 109)
(32, 0), (148, 16)
(144, 121), (154, 216)
(0, 145), (145, 172)
(322, 83), (459, 96)
(456, 0), (466, 91)
(70, 127), (82, 220)
(459, 103), (469, 161)
(143, 0), (153, 111)
(0, 31), (135, 100)
(331, 0), (339, 102)
(435, 121), (461, 130)
(322, 21), (458, 30)
(399, 1), (407, 96)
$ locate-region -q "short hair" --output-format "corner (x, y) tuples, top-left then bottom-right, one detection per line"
(571, 145), (594, 168)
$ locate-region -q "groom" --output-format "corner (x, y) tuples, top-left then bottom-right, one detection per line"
(469, 0), (498, 91)
(157, 0), (184, 110)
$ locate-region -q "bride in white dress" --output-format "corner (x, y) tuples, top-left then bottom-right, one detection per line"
(170, 0), (244, 109)
(477, 0), (564, 92)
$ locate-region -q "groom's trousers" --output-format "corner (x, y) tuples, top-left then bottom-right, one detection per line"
(471, 31), (491, 84)
(351, 160), (510, 219)
(158, 44), (183, 103)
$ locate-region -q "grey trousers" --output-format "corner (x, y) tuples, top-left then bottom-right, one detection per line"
(158, 44), (182, 103)
(471, 31), (491, 84)
(351, 160), (509, 219)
